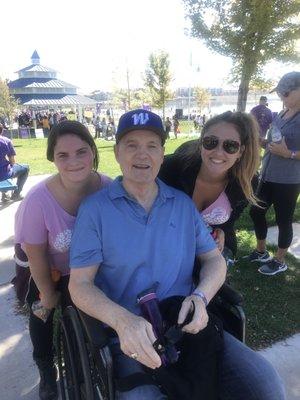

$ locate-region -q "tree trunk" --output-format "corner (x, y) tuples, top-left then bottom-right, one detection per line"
(237, 70), (251, 111)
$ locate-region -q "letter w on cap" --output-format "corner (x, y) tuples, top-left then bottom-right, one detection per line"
(132, 112), (149, 126)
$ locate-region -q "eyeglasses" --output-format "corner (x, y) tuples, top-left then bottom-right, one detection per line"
(201, 136), (241, 154)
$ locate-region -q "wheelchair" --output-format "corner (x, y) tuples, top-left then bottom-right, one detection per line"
(56, 283), (245, 400)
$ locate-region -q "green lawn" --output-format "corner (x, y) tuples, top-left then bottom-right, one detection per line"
(14, 135), (300, 349)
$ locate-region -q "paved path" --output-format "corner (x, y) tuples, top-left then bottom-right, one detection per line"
(0, 175), (299, 399)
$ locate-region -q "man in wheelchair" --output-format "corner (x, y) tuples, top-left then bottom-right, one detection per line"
(69, 109), (285, 400)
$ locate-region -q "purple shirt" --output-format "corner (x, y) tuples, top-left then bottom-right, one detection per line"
(0, 136), (16, 180)
(15, 174), (112, 276)
(251, 105), (273, 137)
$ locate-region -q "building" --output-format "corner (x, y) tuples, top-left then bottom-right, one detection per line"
(8, 51), (96, 113)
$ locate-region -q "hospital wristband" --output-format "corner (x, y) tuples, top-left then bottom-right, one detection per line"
(191, 290), (208, 307)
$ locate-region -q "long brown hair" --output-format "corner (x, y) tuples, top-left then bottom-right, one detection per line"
(176, 111), (260, 205)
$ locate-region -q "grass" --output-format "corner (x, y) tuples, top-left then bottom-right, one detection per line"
(13, 133), (300, 349)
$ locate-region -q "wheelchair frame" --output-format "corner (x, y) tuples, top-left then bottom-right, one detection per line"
(57, 285), (245, 400)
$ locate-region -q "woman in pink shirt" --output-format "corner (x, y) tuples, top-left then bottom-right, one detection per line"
(14, 120), (111, 400)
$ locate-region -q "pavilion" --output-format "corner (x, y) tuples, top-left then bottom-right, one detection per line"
(8, 51), (96, 111)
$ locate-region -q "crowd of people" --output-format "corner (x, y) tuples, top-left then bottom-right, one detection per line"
(3, 71), (300, 400)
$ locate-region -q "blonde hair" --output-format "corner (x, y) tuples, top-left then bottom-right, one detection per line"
(176, 111), (261, 205)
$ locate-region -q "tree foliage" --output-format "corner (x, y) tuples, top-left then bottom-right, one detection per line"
(183, 0), (300, 110)
(194, 86), (211, 111)
(0, 78), (18, 125)
(112, 88), (151, 111)
(144, 50), (173, 118)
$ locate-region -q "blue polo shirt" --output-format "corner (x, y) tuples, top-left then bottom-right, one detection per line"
(70, 177), (216, 314)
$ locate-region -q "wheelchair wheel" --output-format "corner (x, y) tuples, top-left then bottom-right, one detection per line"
(57, 306), (113, 400)
(57, 316), (82, 400)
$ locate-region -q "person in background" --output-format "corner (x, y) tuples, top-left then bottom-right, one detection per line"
(249, 72), (300, 275)
(172, 116), (179, 139)
(0, 122), (29, 202)
(42, 115), (50, 138)
(165, 116), (172, 139)
(159, 110), (286, 400)
(14, 120), (111, 400)
(251, 96), (273, 139)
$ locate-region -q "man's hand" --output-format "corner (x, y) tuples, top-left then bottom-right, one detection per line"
(214, 228), (225, 252)
(268, 137), (290, 158)
(177, 295), (208, 334)
(115, 312), (162, 369)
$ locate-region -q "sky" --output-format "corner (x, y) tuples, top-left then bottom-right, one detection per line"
(0, 0), (299, 94)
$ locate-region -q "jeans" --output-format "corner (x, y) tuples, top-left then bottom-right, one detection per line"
(9, 163), (29, 195)
(111, 331), (286, 400)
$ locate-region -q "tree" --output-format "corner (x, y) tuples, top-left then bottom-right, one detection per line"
(0, 78), (18, 127)
(248, 76), (275, 103)
(112, 88), (151, 111)
(194, 86), (211, 112)
(144, 50), (173, 119)
(183, 0), (300, 111)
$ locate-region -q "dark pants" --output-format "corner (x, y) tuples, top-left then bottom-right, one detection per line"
(250, 181), (300, 248)
(26, 276), (71, 363)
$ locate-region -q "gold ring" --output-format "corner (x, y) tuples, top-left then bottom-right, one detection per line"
(130, 352), (138, 360)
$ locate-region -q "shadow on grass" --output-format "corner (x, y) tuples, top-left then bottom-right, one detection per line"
(230, 230), (300, 350)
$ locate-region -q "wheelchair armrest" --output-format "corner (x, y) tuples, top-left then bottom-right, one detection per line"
(217, 283), (243, 306)
(77, 308), (111, 348)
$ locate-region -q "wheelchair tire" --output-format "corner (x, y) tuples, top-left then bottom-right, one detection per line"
(57, 316), (82, 400)
(57, 306), (112, 400)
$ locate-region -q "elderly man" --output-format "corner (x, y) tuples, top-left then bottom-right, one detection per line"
(69, 109), (226, 398)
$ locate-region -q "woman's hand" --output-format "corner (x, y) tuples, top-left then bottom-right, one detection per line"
(268, 137), (291, 158)
(214, 228), (225, 252)
(39, 290), (61, 310)
(177, 295), (208, 334)
(115, 312), (162, 370)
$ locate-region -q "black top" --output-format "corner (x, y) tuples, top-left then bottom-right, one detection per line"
(158, 141), (248, 255)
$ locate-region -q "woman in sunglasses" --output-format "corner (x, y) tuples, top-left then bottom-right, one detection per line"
(159, 110), (260, 258)
(249, 71), (300, 275)
(158, 111), (286, 400)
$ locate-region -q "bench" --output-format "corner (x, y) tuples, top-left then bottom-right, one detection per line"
(0, 179), (18, 193)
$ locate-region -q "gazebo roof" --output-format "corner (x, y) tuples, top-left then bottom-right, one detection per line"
(16, 64), (57, 74)
(14, 93), (97, 107)
(9, 78), (77, 90)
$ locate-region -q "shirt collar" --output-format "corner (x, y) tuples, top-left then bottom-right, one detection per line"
(108, 176), (175, 202)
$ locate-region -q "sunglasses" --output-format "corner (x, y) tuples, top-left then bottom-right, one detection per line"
(278, 91), (290, 98)
(201, 136), (241, 154)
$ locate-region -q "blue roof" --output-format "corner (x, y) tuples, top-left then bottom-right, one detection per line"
(8, 78), (77, 90)
(14, 94), (97, 106)
(16, 64), (56, 73)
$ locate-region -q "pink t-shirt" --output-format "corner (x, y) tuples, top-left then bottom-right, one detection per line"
(201, 190), (232, 226)
(14, 174), (112, 276)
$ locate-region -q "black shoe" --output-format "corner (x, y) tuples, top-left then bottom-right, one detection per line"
(11, 192), (23, 201)
(244, 250), (272, 263)
(258, 258), (288, 276)
(37, 361), (58, 400)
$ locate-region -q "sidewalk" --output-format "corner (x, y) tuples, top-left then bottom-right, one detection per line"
(0, 175), (299, 399)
